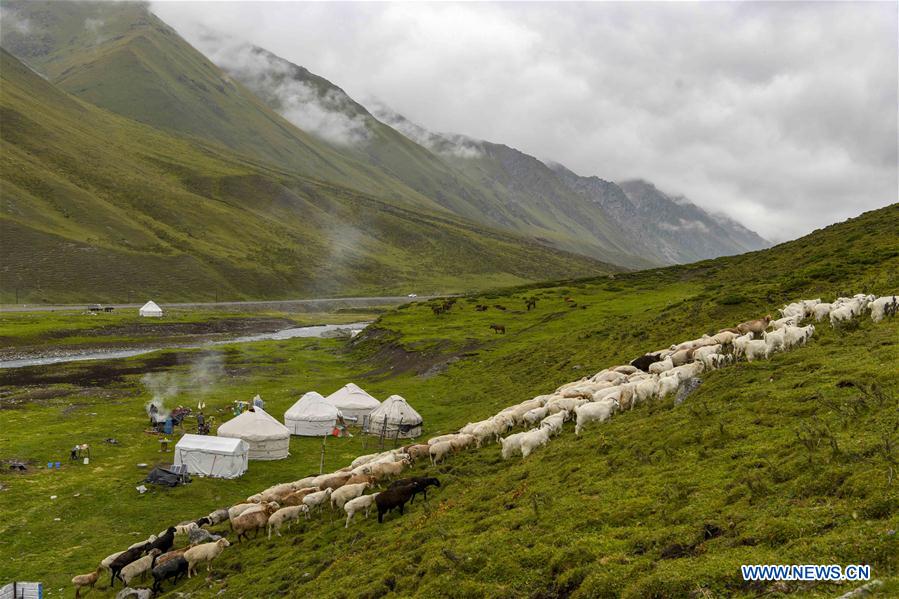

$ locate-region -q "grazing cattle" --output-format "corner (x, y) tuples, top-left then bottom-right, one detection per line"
(525, 298), (537, 310)
(490, 324), (506, 334)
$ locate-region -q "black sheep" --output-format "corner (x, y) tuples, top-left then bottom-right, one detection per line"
(630, 353), (663, 372)
(193, 516), (212, 528)
(108, 543), (149, 586)
(148, 526), (177, 554)
(389, 477), (440, 503)
(151, 556), (188, 593)
(376, 483), (418, 523)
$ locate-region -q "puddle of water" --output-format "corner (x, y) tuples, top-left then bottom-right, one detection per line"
(0, 322), (371, 369)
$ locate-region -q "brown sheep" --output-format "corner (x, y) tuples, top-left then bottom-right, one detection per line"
(736, 315), (772, 337)
(344, 473), (377, 486)
(72, 567), (101, 598)
(281, 487), (322, 507)
(317, 471), (352, 490)
(232, 502), (279, 542)
(155, 546), (190, 567)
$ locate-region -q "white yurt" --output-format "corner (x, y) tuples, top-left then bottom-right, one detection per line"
(217, 406), (290, 460)
(325, 383), (381, 424)
(139, 300), (163, 317)
(367, 394), (422, 438)
(284, 391), (341, 436)
(174, 434), (248, 478)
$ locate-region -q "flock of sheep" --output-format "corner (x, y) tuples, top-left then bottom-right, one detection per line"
(71, 293), (896, 597)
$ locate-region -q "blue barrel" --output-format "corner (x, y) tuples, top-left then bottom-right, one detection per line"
(163, 416), (174, 434)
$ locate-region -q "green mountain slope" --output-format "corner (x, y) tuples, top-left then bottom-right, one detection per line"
(171, 41), (654, 268)
(0, 0), (451, 212)
(1, 205), (895, 597)
(370, 103), (771, 266)
(0, 49), (614, 302)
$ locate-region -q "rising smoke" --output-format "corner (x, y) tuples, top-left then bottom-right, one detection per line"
(143, 352), (224, 421)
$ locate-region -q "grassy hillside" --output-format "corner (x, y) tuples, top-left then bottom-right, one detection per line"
(0, 204), (895, 597)
(0, 49), (613, 303)
(0, 0), (456, 212)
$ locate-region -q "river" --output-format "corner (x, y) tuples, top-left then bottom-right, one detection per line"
(0, 322), (371, 369)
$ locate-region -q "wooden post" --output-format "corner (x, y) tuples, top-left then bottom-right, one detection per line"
(319, 436), (326, 474)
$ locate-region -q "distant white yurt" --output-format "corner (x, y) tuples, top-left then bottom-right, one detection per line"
(139, 300), (163, 317)
(217, 406), (290, 460)
(367, 394), (422, 438)
(174, 434), (248, 479)
(325, 383), (381, 424)
(284, 392), (341, 436)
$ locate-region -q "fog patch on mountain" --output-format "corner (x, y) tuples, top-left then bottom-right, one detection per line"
(198, 36), (371, 147)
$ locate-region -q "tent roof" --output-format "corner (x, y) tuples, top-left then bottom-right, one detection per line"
(217, 406), (289, 441)
(325, 383), (380, 410)
(176, 434), (246, 455)
(369, 394), (422, 424)
(140, 300), (162, 312)
(285, 391), (341, 422)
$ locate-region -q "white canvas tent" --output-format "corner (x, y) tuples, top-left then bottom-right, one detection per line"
(217, 406), (290, 460)
(139, 300), (163, 317)
(367, 394), (422, 438)
(325, 383), (381, 423)
(284, 392), (341, 436)
(174, 434), (248, 478)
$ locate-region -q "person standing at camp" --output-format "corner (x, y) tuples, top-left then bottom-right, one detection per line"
(197, 411), (206, 434)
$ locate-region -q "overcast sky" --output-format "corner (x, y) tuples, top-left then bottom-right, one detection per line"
(151, 1), (897, 242)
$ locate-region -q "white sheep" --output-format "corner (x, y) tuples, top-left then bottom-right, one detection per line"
(784, 324), (814, 349)
(119, 549), (161, 586)
(302, 488), (333, 514)
(812, 303), (832, 321)
(732, 333), (753, 358)
(574, 398), (618, 435)
(693, 345), (723, 369)
(518, 427), (551, 458)
(344, 493), (379, 528)
(631, 377), (659, 408)
(870, 296), (898, 323)
(539, 411), (567, 436)
(184, 538), (230, 578)
(592, 385), (622, 402)
(267, 505), (309, 538)
(663, 361), (704, 382)
(330, 482), (371, 510)
(829, 305), (854, 327)
(522, 406), (548, 427)
(763, 328), (786, 355)
(472, 420), (501, 447)
(429, 440), (455, 465)
(648, 357), (674, 375)
(658, 375), (680, 399)
(744, 339), (769, 361)
(500, 432), (527, 460)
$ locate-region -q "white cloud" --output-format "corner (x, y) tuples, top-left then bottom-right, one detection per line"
(150, 1), (898, 242)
